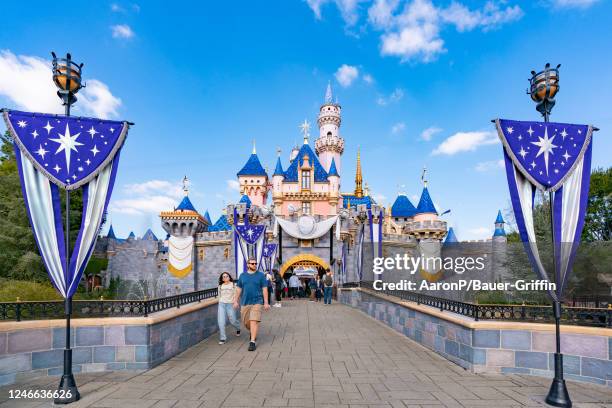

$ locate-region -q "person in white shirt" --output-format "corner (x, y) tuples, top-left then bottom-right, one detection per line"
(217, 272), (241, 344)
(288, 273), (300, 300)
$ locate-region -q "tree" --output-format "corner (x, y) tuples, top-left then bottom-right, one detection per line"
(0, 131), (83, 282)
(582, 167), (611, 242)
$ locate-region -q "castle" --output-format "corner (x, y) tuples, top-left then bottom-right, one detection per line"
(100, 84), (507, 298)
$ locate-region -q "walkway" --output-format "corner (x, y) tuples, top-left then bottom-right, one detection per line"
(1, 300), (611, 407)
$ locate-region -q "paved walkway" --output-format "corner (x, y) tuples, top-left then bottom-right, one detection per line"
(1, 300), (611, 407)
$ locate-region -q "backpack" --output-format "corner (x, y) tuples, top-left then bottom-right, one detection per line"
(323, 275), (333, 286)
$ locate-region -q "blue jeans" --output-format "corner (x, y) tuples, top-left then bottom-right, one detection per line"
(324, 287), (333, 304)
(218, 302), (240, 341)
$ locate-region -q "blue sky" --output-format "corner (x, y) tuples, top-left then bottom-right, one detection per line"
(1, 0), (610, 240)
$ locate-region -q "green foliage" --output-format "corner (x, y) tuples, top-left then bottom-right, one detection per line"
(0, 278), (61, 301)
(582, 167), (612, 242)
(84, 257), (108, 277)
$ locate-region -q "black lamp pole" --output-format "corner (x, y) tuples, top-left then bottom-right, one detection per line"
(528, 63), (571, 408)
(52, 51), (84, 404)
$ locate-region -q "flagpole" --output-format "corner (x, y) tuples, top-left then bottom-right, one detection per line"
(52, 52), (81, 404)
(528, 63), (571, 407)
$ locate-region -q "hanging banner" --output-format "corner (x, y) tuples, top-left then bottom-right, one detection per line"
(341, 241), (347, 285)
(262, 242), (277, 273)
(368, 209), (384, 260)
(3, 110), (129, 298)
(356, 224), (365, 281)
(495, 119), (593, 300)
(234, 223), (266, 277)
(168, 236), (194, 278)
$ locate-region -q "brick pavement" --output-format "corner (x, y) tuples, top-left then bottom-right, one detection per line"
(1, 299), (611, 407)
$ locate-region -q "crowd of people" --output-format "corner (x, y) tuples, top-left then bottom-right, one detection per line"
(216, 257), (335, 350)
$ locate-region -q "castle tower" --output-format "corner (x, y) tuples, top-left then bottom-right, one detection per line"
(315, 82), (345, 174)
(354, 149), (363, 198)
(406, 170), (447, 241)
(237, 142), (269, 207)
(327, 157), (340, 215)
(272, 149), (284, 215)
(493, 210), (507, 242)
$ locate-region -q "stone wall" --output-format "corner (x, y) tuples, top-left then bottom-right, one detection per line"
(0, 300), (218, 386)
(339, 288), (612, 386)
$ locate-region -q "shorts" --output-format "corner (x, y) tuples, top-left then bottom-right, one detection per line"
(240, 304), (263, 329)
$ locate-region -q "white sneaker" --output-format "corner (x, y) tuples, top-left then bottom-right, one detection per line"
(274, 303), (282, 307)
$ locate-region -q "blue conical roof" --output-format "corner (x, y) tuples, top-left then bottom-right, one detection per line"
(391, 194), (416, 217)
(176, 196), (197, 212)
(283, 143), (328, 182)
(107, 225), (117, 239)
(128, 231), (136, 239)
(327, 158), (339, 177)
(415, 187), (437, 214)
(237, 153), (267, 177)
(209, 215), (232, 231)
(204, 210), (212, 225)
(495, 210), (504, 224)
(273, 156), (284, 176)
(239, 195), (252, 208)
(142, 229), (158, 241)
(444, 227), (458, 243)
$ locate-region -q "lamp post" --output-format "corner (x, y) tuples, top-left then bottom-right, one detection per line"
(51, 51), (84, 404)
(528, 63), (571, 408)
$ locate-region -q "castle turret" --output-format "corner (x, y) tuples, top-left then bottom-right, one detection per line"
(237, 142), (269, 207)
(272, 150), (285, 214)
(315, 82), (345, 174)
(160, 176), (208, 237)
(493, 210), (507, 242)
(354, 149), (363, 198)
(405, 171), (447, 241)
(327, 157), (340, 215)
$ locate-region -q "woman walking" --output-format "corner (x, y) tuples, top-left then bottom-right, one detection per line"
(315, 275), (323, 302)
(217, 272), (241, 344)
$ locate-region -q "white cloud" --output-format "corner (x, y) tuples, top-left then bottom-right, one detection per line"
(311, 0), (522, 63)
(376, 87), (404, 105)
(475, 159), (505, 172)
(0, 50), (122, 119)
(362, 73), (374, 84)
(420, 126), (442, 141)
(110, 179), (187, 216)
(335, 64), (359, 87)
(467, 226), (491, 239)
(368, 0), (400, 28)
(226, 179), (240, 192)
(306, 0), (363, 25)
(551, 0), (599, 8)
(111, 24), (134, 39)
(372, 192), (387, 202)
(110, 3), (123, 12)
(391, 122), (406, 134)
(432, 131), (499, 155)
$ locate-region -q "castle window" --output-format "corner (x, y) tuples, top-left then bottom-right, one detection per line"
(302, 202), (311, 215)
(327, 131), (332, 137)
(301, 170), (311, 190)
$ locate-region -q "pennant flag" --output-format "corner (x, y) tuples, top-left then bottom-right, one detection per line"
(234, 224), (266, 277)
(495, 119), (593, 300)
(3, 110), (129, 298)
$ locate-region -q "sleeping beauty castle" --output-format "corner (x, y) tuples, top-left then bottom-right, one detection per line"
(100, 84), (506, 296)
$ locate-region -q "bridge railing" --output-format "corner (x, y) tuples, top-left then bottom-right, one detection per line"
(0, 287), (218, 321)
(340, 281), (612, 328)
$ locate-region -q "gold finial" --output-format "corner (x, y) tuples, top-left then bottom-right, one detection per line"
(354, 148), (363, 198)
(347, 198), (351, 209)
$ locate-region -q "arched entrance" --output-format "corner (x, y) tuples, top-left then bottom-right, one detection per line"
(279, 254), (330, 278)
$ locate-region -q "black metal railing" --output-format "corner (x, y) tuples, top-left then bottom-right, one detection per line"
(0, 287), (218, 321)
(340, 281), (612, 328)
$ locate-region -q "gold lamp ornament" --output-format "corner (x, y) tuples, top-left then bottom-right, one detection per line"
(51, 52), (84, 115)
(528, 63), (560, 122)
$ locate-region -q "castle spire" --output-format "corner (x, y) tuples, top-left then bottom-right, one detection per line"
(252, 139), (257, 154)
(182, 175), (189, 196)
(325, 81), (333, 103)
(354, 149), (363, 198)
(421, 166), (428, 187)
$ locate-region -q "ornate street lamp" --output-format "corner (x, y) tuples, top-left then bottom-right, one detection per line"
(528, 63), (560, 122)
(529, 63), (571, 408)
(51, 51), (83, 404)
(51, 52), (84, 116)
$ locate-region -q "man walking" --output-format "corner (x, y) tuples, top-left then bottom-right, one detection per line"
(288, 273), (300, 300)
(234, 257), (269, 351)
(323, 269), (334, 305)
